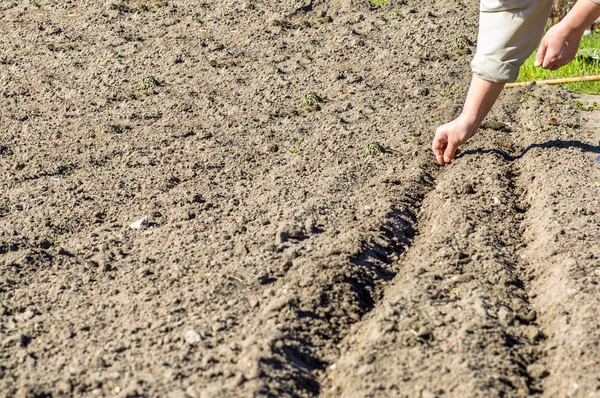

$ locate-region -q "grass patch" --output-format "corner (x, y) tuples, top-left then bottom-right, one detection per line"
(573, 100), (598, 111)
(517, 33), (600, 94)
(370, 0), (390, 5)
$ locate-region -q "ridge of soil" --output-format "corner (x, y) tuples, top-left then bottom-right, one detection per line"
(1, 1), (599, 397)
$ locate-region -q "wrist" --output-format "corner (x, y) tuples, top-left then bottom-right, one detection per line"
(558, 17), (587, 36)
(559, 0), (600, 35)
(457, 113), (481, 135)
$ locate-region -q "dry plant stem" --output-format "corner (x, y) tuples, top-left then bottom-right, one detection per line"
(505, 74), (600, 87)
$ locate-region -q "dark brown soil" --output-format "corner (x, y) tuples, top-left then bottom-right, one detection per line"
(1, 1), (599, 397)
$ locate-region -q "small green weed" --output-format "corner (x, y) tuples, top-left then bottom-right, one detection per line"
(573, 100), (598, 111)
(139, 76), (160, 90)
(288, 138), (305, 155)
(370, 0), (390, 5)
(438, 82), (458, 98)
(300, 91), (322, 107)
(363, 141), (383, 158)
(454, 36), (468, 50)
(518, 92), (537, 109)
(409, 321), (430, 338)
(292, 91), (323, 115)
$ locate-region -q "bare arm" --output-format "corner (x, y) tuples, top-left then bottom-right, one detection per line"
(432, 75), (504, 165)
(432, 0), (600, 165)
(536, 0), (600, 69)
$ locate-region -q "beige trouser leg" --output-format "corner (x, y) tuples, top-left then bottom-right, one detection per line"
(471, 0), (554, 83)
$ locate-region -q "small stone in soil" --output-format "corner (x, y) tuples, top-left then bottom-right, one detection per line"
(304, 216), (316, 233)
(185, 330), (202, 344)
(527, 363), (550, 379)
(276, 222), (304, 244)
(497, 306), (514, 327)
(129, 217), (149, 229)
(525, 326), (542, 342)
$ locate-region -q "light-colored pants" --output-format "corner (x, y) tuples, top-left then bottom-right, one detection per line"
(471, 0), (554, 83)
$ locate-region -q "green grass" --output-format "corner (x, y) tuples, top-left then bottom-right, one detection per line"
(370, 0), (390, 5)
(517, 33), (600, 94)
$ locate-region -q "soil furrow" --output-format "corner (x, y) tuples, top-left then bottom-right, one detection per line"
(207, 164), (438, 397)
(322, 149), (546, 397)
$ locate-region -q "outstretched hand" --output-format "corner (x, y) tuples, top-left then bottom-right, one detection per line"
(431, 75), (504, 166)
(431, 117), (475, 166)
(535, 22), (582, 70)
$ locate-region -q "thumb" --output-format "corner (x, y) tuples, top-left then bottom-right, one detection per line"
(443, 140), (458, 163)
(534, 42), (547, 67)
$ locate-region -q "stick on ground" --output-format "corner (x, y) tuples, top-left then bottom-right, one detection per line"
(505, 75), (600, 88)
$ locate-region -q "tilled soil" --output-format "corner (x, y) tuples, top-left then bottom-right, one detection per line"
(0, 1), (599, 397)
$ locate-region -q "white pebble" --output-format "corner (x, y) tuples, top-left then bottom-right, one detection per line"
(129, 217), (149, 229)
(185, 330), (202, 344)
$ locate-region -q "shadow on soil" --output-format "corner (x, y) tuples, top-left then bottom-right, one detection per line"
(459, 139), (600, 161)
(348, 204), (420, 311)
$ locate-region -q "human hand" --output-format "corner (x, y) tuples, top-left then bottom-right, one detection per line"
(431, 116), (477, 165)
(535, 22), (582, 70)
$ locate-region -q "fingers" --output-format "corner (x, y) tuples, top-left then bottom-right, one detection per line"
(541, 58), (560, 70)
(542, 53), (562, 69)
(534, 42), (547, 67)
(540, 51), (556, 70)
(443, 140), (458, 164)
(535, 37), (562, 70)
(432, 129), (463, 165)
(431, 133), (446, 165)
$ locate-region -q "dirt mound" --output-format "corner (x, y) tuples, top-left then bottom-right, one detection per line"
(1, 1), (599, 397)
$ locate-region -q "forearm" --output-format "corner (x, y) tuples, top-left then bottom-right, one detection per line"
(459, 74), (505, 135)
(561, 0), (600, 34)
(431, 75), (504, 165)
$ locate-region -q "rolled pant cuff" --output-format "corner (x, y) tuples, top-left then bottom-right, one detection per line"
(471, 55), (520, 83)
